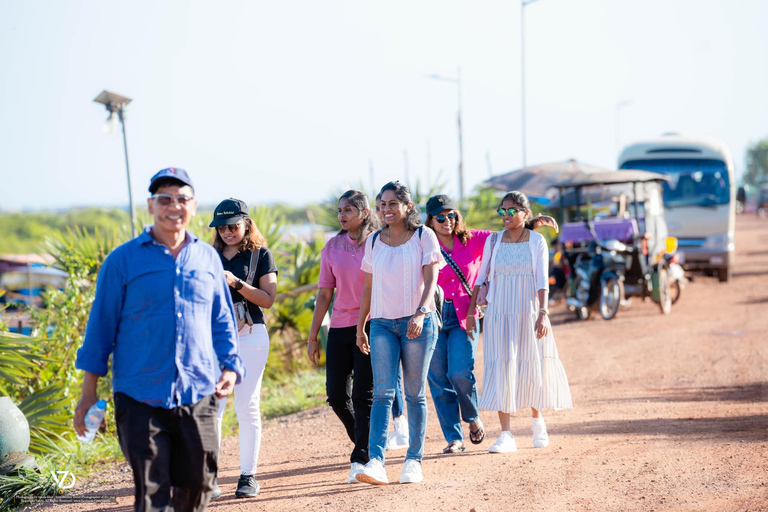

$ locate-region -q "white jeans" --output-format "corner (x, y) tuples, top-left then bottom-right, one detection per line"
(216, 323), (270, 476)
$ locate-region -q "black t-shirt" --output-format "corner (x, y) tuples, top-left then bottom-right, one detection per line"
(220, 246), (278, 325)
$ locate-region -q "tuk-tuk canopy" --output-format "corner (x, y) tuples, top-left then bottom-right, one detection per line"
(550, 170), (669, 189)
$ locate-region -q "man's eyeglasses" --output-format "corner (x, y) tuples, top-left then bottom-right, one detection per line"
(497, 207), (521, 217)
(434, 212), (458, 224)
(151, 193), (194, 207)
(217, 223), (242, 234)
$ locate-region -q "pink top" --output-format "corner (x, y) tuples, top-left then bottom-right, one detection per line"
(318, 232), (367, 328)
(361, 228), (445, 320)
(436, 229), (492, 330)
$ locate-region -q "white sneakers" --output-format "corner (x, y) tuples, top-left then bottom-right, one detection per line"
(348, 462), (364, 484)
(532, 416), (549, 448)
(386, 415), (409, 450)
(355, 459), (425, 485)
(399, 459), (423, 484)
(488, 431), (518, 453)
(356, 459), (388, 485)
(488, 417), (549, 453)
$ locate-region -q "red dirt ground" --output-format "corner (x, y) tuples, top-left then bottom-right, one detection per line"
(36, 215), (768, 512)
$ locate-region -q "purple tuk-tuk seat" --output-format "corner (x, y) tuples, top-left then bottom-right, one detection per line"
(559, 217), (639, 244)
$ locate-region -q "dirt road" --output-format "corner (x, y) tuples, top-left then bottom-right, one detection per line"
(45, 216), (768, 511)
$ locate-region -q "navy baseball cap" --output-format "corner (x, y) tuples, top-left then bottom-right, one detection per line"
(209, 198), (249, 227)
(148, 167), (195, 194)
(426, 194), (458, 216)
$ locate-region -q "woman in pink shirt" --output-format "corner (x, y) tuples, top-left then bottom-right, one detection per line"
(425, 194), (557, 454)
(306, 190), (379, 484)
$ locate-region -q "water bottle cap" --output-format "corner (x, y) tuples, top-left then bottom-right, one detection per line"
(96, 400), (107, 409)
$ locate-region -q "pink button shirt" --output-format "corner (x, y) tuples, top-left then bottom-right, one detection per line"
(318, 232), (367, 328)
(436, 229), (491, 330)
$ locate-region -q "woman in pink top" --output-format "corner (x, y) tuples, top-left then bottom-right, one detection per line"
(425, 194), (557, 454)
(306, 190), (379, 484)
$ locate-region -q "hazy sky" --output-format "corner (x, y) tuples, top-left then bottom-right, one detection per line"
(1, 0), (767, 211)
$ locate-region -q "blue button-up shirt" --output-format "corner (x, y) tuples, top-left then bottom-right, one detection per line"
(76, 229), (245, 409)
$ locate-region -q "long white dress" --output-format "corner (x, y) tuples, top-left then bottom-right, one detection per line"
(478, 241), (573, 414)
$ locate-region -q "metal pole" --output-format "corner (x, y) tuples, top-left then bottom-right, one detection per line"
(521, 0), (527, 170)
(118, 104), (137, 238)
(457, 68), (465, 201)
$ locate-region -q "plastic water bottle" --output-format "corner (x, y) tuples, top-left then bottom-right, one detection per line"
(78, 400), (106, 443)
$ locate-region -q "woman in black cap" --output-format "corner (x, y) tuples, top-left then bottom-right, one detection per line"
(209, 198), (277, 499)
(424, 193), (557, 454)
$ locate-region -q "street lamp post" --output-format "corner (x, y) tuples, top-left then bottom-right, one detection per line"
(426, 69), (465, 201)
(521, 0), (540, 170)
(93, 90), (137, 238)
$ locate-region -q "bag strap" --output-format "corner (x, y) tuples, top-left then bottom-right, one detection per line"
(483, 232), (498, 285)
(244, 248), (261, 286)
(440, 247), (473, 296)
(371, 230), (381, 248)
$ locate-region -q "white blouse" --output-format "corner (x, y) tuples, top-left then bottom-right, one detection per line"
(476, 229), (550, 301)
(361, 227), (445, 320)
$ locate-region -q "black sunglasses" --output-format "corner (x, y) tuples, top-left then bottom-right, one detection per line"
(217, 222), (243, 233)
(497, 207), (521, 217)
(434, 212), (458, 224)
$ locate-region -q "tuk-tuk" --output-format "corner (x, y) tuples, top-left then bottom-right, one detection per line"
(551, 170), (678, 320)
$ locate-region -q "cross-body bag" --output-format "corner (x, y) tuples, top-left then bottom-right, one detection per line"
(371, 227), (444, 331)
(476, 232), (498, 308)
(440, 247), (484, 321)
(233, 248), (260, 333)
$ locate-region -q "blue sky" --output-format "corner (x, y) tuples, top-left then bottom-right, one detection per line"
(1, 0), (767, 211)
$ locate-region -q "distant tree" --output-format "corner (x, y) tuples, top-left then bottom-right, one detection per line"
(744, 138), (768, 186)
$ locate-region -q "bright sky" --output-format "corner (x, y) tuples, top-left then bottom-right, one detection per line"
(1, 0), (767, 211)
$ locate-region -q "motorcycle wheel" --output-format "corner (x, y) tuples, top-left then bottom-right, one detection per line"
(575, 305), (590, 321)
(657, 267), (672, 314)
(599, 277), (622, 320)
(670, 281), (681, 305)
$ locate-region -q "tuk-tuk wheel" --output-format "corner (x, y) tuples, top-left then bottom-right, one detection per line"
(657, 267), (672, 315)
(599, 277), (622, 320)
(576, 306), (590, 321)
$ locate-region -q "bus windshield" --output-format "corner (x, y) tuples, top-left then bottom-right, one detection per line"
(620, 159), (729, 208)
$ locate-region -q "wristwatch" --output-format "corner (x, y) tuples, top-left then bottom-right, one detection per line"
(234, 279), (244, 291)
(416, 306), (428, 315)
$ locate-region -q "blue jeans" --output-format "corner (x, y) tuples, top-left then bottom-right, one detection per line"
(368, 313), (437, 462)
(392, 367), (405, 419)
(427, 301), (480, 443)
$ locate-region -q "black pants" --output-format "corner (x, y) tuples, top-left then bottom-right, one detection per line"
(114, 392), (219, 512)
(325, 323), (373, 464)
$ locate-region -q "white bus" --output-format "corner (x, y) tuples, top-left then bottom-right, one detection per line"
(618, 134), (735, 282)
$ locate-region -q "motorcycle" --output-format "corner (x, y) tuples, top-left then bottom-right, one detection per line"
(566, 237), (630, 321)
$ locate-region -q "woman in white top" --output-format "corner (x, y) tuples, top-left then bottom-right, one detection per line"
(355, 181), (445, 485)
(466, 191), (572, 454)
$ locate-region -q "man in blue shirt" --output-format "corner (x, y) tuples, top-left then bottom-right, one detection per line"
(75, 168), (244, 511)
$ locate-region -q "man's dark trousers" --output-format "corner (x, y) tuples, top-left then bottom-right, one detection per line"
(115, 392), (219, 512)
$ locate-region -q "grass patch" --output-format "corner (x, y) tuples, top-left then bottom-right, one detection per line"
(0, 434), (123, 511)
(262, 368), (326, 419)
(217, 366), (327, 438)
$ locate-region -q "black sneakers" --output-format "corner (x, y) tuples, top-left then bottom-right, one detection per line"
(235, 474), (260, 498)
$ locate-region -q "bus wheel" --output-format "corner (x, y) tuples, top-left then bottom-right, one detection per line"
(718, 265), (732, 283)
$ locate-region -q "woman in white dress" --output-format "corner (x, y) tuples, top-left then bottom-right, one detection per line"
(466, 191), (572, 453)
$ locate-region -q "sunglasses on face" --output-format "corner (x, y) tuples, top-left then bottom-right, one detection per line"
(151, 193), (194, 207)
(497, 207), (521, 217)
(434, 212), (458, 224)
(217, 223), (242, 234)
